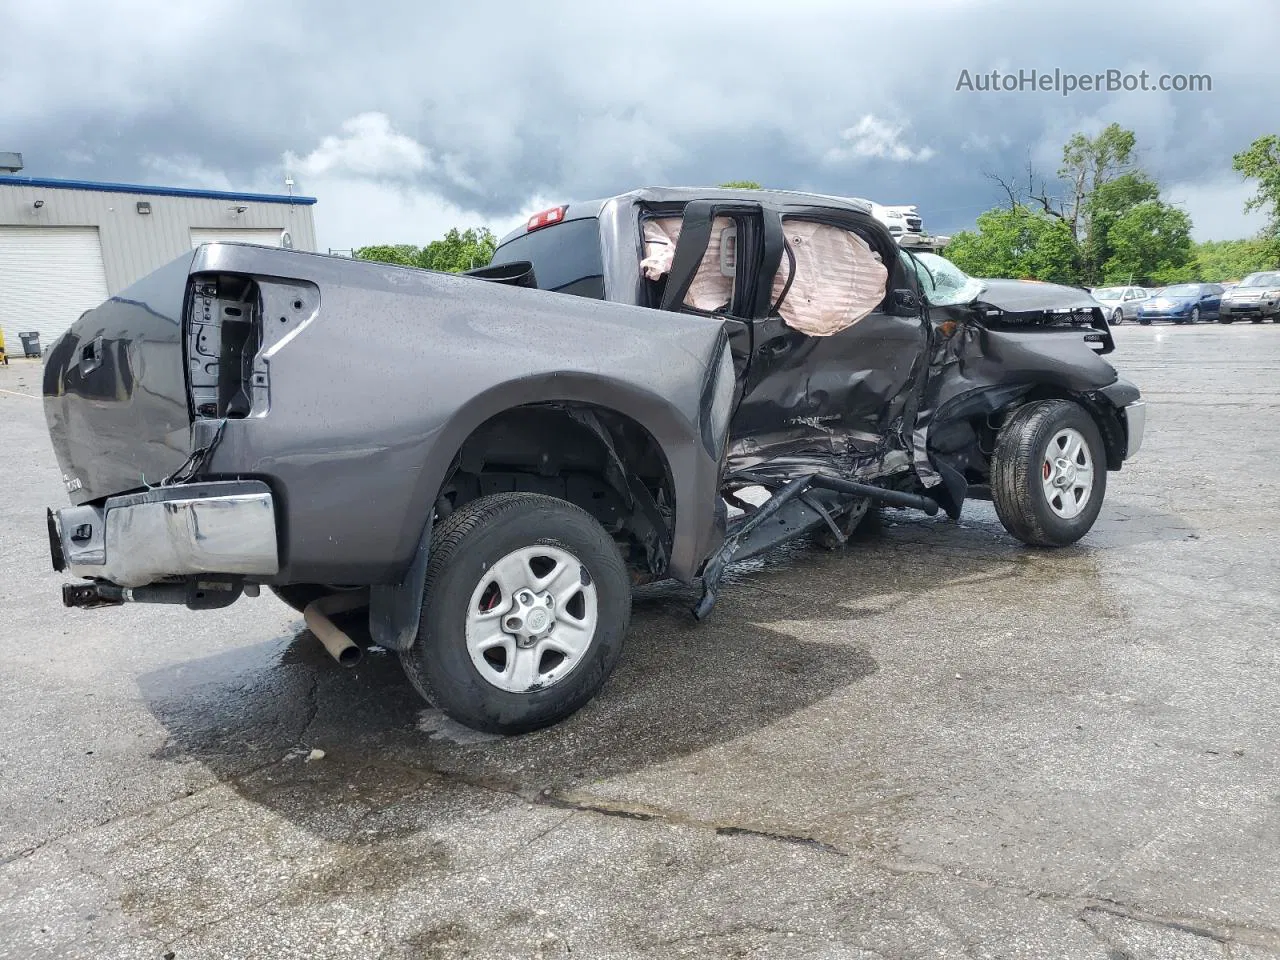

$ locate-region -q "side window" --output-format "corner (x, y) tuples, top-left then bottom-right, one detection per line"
(489, 219), (605, 299)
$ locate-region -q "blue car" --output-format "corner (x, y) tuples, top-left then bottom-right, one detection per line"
(1136, 283), (1223, 324)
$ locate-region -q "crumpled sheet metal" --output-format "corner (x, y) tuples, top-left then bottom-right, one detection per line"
(642, 217), (888, 335)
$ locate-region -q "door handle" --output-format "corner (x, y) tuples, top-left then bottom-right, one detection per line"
(79, 336), (103, 376)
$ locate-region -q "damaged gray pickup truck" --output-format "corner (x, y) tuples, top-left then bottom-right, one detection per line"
(44, 187), (1144, 734)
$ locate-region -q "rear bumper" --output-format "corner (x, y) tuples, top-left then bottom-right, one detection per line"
(49, 481), (278, 588)
(1121, 400), (1146, 459)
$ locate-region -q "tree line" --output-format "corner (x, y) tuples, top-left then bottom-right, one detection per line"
(355, 227), (498, 273)
(946, 126), (1280, 285)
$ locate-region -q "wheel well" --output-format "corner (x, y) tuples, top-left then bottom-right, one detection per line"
(1018, 385), (1126, 470)
(435, 403), (676, 579)
(929, 383), (1126, 502)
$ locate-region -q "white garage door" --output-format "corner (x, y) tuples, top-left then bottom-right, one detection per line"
(0, 226), (110, 357)
(190, 228), (284, 248)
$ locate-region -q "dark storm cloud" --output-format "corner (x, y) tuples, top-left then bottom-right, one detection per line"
(4, 0), (1275, 245)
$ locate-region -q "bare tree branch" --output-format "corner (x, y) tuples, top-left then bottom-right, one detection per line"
(984, 170), (1022, 209)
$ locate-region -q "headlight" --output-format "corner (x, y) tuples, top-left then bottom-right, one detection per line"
(1265, 289), (1280, 299)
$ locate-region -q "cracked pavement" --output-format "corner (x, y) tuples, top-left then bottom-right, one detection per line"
(2, 323), (1279, 958)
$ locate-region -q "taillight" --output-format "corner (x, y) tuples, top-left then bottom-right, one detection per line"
(526, 206), (566, 232)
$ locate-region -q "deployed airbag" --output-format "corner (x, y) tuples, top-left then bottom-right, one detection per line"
(770, 222), (887, 336)
(642, 216), (736, 313)
(641, 216), (887, 335)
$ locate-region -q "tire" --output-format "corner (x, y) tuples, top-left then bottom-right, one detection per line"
(991, 400), (1107, 548)
(399, 492), (630, 735)
(1110, 309), (1122, 325)
(1190, 307), (1200, 323)
(1138, 317), (1152, 325)
(1251, 318), (1264, 323)
(1219, 316), (1234, 324)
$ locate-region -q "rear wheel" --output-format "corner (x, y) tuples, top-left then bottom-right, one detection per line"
(1190, 307), (1201, 323)
(1110, 309), (1122, 325)
(400, 492), (630, 735)
(991, 400), (1107, 547)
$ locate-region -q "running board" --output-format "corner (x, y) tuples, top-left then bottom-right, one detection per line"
(693, 476), (939, 620)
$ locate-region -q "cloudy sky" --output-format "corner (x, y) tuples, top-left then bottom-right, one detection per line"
(3, 0), (1275, 250)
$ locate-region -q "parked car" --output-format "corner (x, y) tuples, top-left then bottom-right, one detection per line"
(1218, 271), (1280, 323)
(43, 187), (1145, 734)
(1091, 285), (1149, 323)
(1136, 283), (1223, 324)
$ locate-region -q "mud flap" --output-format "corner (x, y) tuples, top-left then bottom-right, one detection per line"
(368, 516), (434, 652)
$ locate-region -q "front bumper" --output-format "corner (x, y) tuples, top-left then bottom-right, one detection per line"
(1121, 401), (1146, 459)
(1220, 301), (1276, 318)
(49, 481), (279, 588)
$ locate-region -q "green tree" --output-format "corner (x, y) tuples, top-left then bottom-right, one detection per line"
(973, 124), (1195, 284)
(1055, 123), (1137, 241)
(355, 227), (498, 273)
(945, 206), (1082, 284)
(719, 180), (763, 189)
(1232, 134), (1280, 258)
(418, 227), (498, 272)
(1192, 238), (1279, 281)
(352, 243), (420, 266)
(1101, 201), (1194, 284)
(1081, 172), (1193, 283)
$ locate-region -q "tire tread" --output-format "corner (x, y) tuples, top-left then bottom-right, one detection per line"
(399, 492), (629, 734)
(991, 399), (1105, 548)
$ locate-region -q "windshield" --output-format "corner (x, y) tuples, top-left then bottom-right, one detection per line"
(1240, 272), (1280, 288)
(1162, 284), (1199, 297)
(906, 251), (986, 306)
(1092, 287), (1123, 300)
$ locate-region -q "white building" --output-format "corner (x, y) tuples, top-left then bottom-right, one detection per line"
(0, 176), (317, 355)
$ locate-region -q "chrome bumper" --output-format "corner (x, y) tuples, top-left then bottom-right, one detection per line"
(49, 481), (279, 588)
(1122, 400), (1146, 459)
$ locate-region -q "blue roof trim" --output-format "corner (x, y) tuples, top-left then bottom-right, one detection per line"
(0, 175), (317, 206)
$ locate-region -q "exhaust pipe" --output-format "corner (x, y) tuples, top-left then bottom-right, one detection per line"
(303, 590), (370, 667)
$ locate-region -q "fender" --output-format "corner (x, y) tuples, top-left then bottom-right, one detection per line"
(399, 369), (725, 584)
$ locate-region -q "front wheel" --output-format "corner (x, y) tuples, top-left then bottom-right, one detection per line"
(400, 492), (630, 735)
(1138, 317), (1152, 325)
(1219, 316), (1234, 324)
(991, 400), (1107, 547)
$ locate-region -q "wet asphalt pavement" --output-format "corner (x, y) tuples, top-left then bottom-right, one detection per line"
(1, 322), (1279, 959)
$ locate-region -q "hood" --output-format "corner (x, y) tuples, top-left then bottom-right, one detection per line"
(973, 278), (1100, 314)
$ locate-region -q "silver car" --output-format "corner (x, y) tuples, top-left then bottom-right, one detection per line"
(1091, 286), (1149, 324)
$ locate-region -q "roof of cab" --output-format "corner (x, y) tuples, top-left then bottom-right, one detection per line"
(498, 187), (875, 247)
